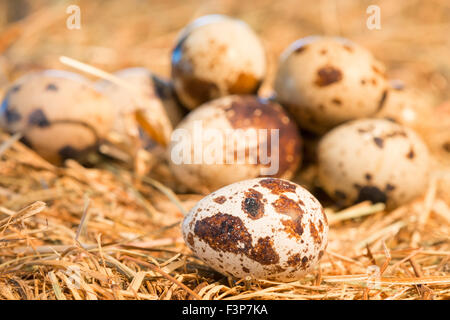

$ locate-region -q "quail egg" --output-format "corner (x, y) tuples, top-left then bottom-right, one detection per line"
(95, 67), (183, 146)
(317, 119), (430, 209)
(183, 177), (328, 281)
(168, 95), (302, 194)
(0, 70), (114, 164)
(274, 36), (389, 133)
(171, 15), (266, 109)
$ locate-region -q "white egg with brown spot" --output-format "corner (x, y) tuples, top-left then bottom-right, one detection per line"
(274, 36), (389, 133)
(318, 119), (430, 209)
(182, 177), (328, 281)
(0, 70), (114, 164)
(168, 95), (302, 194)
(171, 15), (266, 110)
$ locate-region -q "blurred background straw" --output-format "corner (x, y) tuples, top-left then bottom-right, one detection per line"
(0, 0), (449, 300)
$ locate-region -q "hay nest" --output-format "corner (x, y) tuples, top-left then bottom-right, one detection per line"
(0, 0), (449, 300)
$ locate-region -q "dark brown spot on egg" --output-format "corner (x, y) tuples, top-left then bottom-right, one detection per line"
(194, 213), (279, 265)
(242, 188), (264, 219)
(223, 96), (302, 176)
(365, 173), (372, 181)
(294, 45), (308, 54)
(385, 183), (396, 192)
(318, 220), (324, 232)
(357, 124), (375, 134)
(10, 85), (21, 93)
(281, 219), (304, 238)
(259, 178), (297, 195)
(377, 90), (388, 112)
(309, 223), (321, 245)
(319, 250), (324, 259)
(213, 196), (227, 204)
(301, 256), (309, 267)
(187, 233), (195, 246)
(443, 142), (450, 153)
(249, 237), (280, 265)
(320, 49), (327, 55)
(315, 66), (342, 87)
(177, 75), (219, 107)
(385, 129), (407, 139)
(372, 65), (386, 78)
(28, 109), (50, 127)
(272, 195), (303, 218)
(355, 185), (387, 204)
(287, 253), (301, 267)
(194, 213), (252, 254)
(3, 107), (21, 124)
(385, 117), (397, 123)
(331, 98), (342, 106)
(343, 44), (354, 52)
(406, 148), (415, 159)
(273, 195), (304, 238)
(46, 83), (58, 91)
(242, 266), (250, 273)
(228, 73), (261, 95)
(373, 137), (384, 148)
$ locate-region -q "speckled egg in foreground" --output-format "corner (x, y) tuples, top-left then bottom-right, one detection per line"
(318, 119), (430, 209)
(182, 177), (328, 281)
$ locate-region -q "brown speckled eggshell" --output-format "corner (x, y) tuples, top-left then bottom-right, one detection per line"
(171, 15), (266, 110)
(274, 36), (389, 134)
(0, 70), (114, 164)
(168, 95), (302, 194)
(182, 177), (328, 281)
(95, 67), (184, 144)
(317, 119), (430, 209)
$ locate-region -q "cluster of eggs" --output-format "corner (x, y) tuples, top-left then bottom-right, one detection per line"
(168, 16), (433, 210)
(1, 14), (445, 282)
(170, 15), (441, 280)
